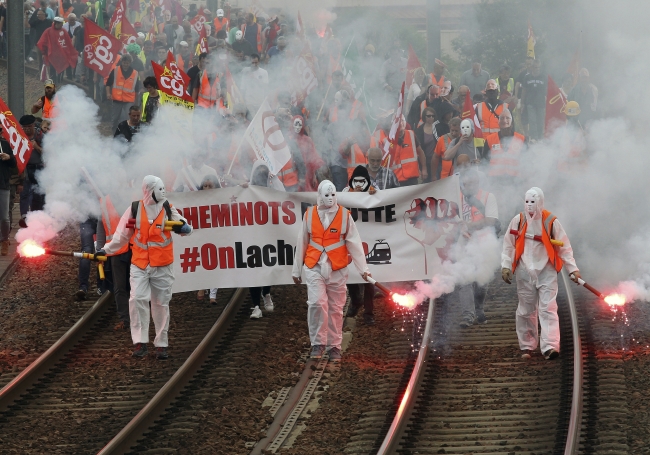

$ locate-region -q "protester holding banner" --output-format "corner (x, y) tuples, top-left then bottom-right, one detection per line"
(292, 180), (370, 360)
(366, 147), (399, 190)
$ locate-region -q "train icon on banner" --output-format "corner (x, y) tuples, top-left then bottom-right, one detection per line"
(363, 240), (392, 265)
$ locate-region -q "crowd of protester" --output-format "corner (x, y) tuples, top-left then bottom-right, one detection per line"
(0, 0), (600, 351)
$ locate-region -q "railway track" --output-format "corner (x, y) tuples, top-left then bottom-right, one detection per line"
(373, 270), (630, 455)
(0, 288), (244, 454)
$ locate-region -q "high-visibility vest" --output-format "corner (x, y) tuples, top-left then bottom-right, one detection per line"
(43, 96), (57, 119)
(511, 210), (563, 273)
(176, 54), (188, 72)
(329, 100), (362, 123)
(304, 205), (350, 271)
(476, 101), (504, 134)
(486, 132), (524, 177)
(100, 195), (130, 256)
(429, 73), (445, 88)
(130, 200), (174, 269)
(140, 90), (161, 122)
(370, 129), (386, 148)
(197, 71), (220, 108)
(61, 5), (74, 18)
(435, 134), (453, 179)
(278, 157), (299, 187)
(240, 22), (262, 53)
(389, 130), (419, 181)
(346, 143), (367, 179)
(213, 17), (229, 34)
(462, 189), (488, 222)
(112, 66), (137, 103)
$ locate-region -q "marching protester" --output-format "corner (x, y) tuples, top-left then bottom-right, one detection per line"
(140, 77), (161, 124)
(366, 147), (399, 190)
(520, 59), (546, 142)
(114, 105), (142, 142)
(442, 118), (487, 167)
(415, 106), (449, 183)
(460, 60), (490, 99)
(97, 176), (193, 359)
(31, 79), (58, 119)
(106, 54), (142, 131)
(292, 180), (370, 360)
(501, 187), (580, 360)
(432, 117), (461, 181)
(475, 79), (505, 134)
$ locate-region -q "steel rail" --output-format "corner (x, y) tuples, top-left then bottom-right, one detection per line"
(561, 268), (583, 455)
(97, 287), (246, 455)
(376, 297), (435, 455)
(0, 291), (113, 412)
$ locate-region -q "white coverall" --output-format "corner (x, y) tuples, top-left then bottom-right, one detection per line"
(292, 181), (369, 349)
(501, 187), (578, 353)
(103, 176), (193, 347)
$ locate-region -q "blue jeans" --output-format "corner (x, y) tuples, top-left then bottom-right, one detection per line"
(526, 103), (545, 140)
(79, 219), (97, 291)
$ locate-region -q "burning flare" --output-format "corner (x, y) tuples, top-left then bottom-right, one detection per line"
(18, 240), (46, 258)
(392, 292), (417, 310)
(604, 293), (626, 306)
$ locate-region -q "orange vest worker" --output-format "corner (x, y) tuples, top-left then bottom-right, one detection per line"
(304, 206), (350, 271)
(433, 134), (454, 179)
(389, 130), (419, 181)
(486, 132), (525, 177)
(43, 96), (58, 119)
(213, 17), (229, 33)
(131, 201), (174, 269)
(476, 102), (504, 134)
(511, 210), (564, 273)
(278, 158), (299, 188)
(197, 71), (220, 107)
(240, 22), (263, 53)
(112, 66), (137, 103)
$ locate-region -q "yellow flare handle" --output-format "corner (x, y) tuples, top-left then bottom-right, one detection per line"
(74, 252), (108, 262)
(550, 239), (564, 247)
(98, 262), (105, 280)
(164, 221), (183, 231)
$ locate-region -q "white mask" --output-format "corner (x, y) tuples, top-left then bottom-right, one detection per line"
(235, 30), (243, 40)
(460, 119), (473, 138)
(317, 180), (337, 209)
(293, 118), (303, 134)
(352, 177), (369, 191)
(524, 187), (544, 219)
(142, 175), (167, 205)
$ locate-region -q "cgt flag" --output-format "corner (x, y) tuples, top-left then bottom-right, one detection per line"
(544, 75), (567, 138)
(244, 99), (292, 175)
(114, 15), (138, 47)
(108, 0), (126, 35)
(152, 61), (193, 103)
(190, 14), (209, 55)
(0, 97), (33, 174)
(84, 19), (123, 78)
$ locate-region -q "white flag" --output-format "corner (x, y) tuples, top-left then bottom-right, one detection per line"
(244, 99), (291, 175)
(383, 82), (405, 159)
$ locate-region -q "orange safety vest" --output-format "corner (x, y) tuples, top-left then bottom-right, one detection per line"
(436, 134), (453, 178)
(476, 102), (504, 134)
(100, 195), (130, 256)
(304, 205), (350, 271)
(346, 143), (367, 179)
(486, 132), (524, 177)
(62, 6), (74, 18)
(329, 100), (362, 123)
(213, 17), (229, 34)
(112, 66), (137, 103)
(197, 71), (220, 108)
(462, 189), (488, 222)
(278, 157), (299, 188)
(176, 54), (188, 72)
(429, 73), (445, 88)
(240, 22), (262, 53)
(389, 130), (419, 181)
(130, 200), (174, 269)
(511, 210), (563, 273)
(43, 96), (57, 119)
(370, 129), (386, 149)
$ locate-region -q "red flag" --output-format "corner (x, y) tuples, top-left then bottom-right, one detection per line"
(152, 61), (193, 102)
(37, 25), (78, 74)
(108, 0), (126, 34)
(290, 43), (318, 106)
(383, 82), (405, 161)
(406, 45), (422, 89)
(461, 91), (483, 138)
(166, 50), (190, 86)
(84, 19), (123, 78)
(0, 97), (33, 174)
(190, 14), (209, 54)
(544, 76), (567, 138)
(115, 15), (138, 47)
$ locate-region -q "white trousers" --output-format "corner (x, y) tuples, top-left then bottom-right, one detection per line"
(129, 264), (174, 347)
(515, 263), (560, 353)
(304, 264), (348, 349)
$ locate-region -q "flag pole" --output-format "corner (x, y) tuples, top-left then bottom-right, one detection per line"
(316, 35), (355, 121)
(383, 155), (391, 189)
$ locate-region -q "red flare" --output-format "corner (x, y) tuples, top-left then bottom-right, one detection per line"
(604, 293), (626, 306)
(18, 240), (46, 258)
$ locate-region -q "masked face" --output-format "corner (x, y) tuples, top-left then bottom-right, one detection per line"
(143, 175), (167, 205)
(524, 187), (544, 218)
(485, 89), (498, 100)
(235, 30), (243, 41)
(293, 118), (303, 134)
(460, 119), (473, 138)
(352, 176), (369, 192)
(317, 181), (337, 209)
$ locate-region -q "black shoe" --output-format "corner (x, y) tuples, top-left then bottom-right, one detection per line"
(75, 289), (87, 301)
(543, 349), (559, 360)
(132, 343), (148, 358)
(156, 347), (168, 360)
(18, 217), (27, 228)
(476, 312), (488, 324)
(363, 314), (375, 325)
(346, 304), (360, 318)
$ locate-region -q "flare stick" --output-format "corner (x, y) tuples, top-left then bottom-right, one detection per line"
(125, 219), (183, 231)
(43, 250), (106, 279)
(366, 276), (393, 297)
(576, 277), (605, 299)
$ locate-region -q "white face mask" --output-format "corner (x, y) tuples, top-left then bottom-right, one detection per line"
(293, 118), (303, 134)
(154, 182), (166, 203)
(352, 177), (369, 191)
(525, 196), (537, 216)
(460, 119), (472, 138)
(317, 181), (337, 209)
(524, 187), (544, 219)
(235, 30), (243, 41)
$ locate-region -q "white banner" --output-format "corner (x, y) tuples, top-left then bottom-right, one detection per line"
(244, 99), (291, 175)
(167, 177), (462, 292)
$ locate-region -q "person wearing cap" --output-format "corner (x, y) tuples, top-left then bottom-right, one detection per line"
(175, 41), (191, 72)
(31, 79), (58, 119)
(460, 60), (490, 100)
(475, 79), (506, 134)
(106, 53), (142, 131)
(213, 8), (229, 35)
(18, 115), (45, 228)
(429, 58), (447, 89)
(568, 68), (598, 127)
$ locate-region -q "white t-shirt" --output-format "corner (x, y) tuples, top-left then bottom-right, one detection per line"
(239, 67), (269, 111)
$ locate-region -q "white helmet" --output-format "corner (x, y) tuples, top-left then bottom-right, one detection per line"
(216, 8), (224, 17)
